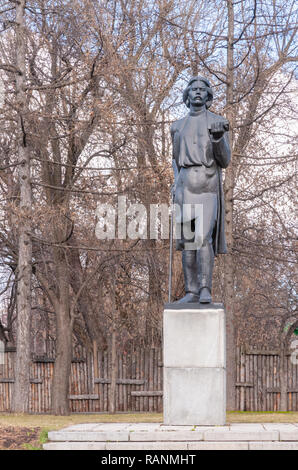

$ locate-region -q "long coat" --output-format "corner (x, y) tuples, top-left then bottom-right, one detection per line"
(171, 109), (231, 255)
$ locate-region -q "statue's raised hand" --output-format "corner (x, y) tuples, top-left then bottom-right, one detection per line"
(209, 120), (229, 141)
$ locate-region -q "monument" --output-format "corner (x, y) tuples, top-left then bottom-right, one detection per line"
(163, 76), (231, 425)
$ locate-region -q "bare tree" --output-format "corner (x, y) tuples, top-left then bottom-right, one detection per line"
(11, 0), (33, 413)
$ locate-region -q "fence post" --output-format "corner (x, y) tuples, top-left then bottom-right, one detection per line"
(109, 328), (117, 413)
(280, 345), (287, 411)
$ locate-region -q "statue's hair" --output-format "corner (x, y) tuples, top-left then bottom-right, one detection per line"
(183, 76), (213, 109)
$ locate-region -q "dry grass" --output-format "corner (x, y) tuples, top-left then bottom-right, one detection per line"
(0, 411), (297, 430)
(0, 413), (162, 430)
(227, 411), (298, 424)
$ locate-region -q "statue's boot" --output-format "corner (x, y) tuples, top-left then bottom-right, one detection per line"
(197, 242), (214, 304)
(174, 292), (200, 303)
(199, 287), (212, 304)
(174, 250), (199, 303)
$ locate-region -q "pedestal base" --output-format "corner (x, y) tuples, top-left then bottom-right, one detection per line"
(163, 304), (226, 426)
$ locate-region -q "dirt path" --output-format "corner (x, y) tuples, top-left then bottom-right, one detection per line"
(0, 427), (42, 450)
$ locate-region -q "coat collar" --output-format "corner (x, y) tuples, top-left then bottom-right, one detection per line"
(175, 109), (221, 131)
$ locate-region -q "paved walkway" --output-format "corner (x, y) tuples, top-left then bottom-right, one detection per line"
(44, 422), (298, 450)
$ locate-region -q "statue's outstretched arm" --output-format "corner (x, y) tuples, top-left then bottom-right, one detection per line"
(209, 121), (231, 169)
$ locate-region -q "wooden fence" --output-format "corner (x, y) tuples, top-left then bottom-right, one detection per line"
(236, 346), (298, 412)
(0, 348), (163, 413)
(0, 346), (297, 413)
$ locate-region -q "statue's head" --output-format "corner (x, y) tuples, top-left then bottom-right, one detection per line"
(183, 76), (213, 109)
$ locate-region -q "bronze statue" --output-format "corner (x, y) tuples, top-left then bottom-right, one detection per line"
(171, 76), (231, 304)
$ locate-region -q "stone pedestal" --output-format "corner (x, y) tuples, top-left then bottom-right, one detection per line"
(163, 303), (226, 425)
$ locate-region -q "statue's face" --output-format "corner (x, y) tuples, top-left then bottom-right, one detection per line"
(188, 80), (208, 107)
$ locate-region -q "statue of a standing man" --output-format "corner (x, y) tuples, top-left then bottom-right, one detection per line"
(171, 76), (231, 304)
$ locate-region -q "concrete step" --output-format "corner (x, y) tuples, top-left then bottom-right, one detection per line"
(43, 441), (298, 451)
(43, 422), (298, 450)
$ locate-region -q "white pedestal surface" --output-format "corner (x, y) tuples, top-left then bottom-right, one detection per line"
(163, 304), (226, 425)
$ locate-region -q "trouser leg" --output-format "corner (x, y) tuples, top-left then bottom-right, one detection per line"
(177, 194), (217, 303)
(194, 195), (217, 295)
(197, 241), (214, 292)
(182, 250), (199, 295)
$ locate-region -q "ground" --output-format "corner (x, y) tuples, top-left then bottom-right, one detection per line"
(0, 426), (43, 450)
(0, 412), (298, 450)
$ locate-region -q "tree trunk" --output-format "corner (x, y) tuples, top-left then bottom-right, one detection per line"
(93, 340), (99, 402)
(224, 0), (236, 411)
(12, 0), (33, 413)
(51, 258), (72, 415)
